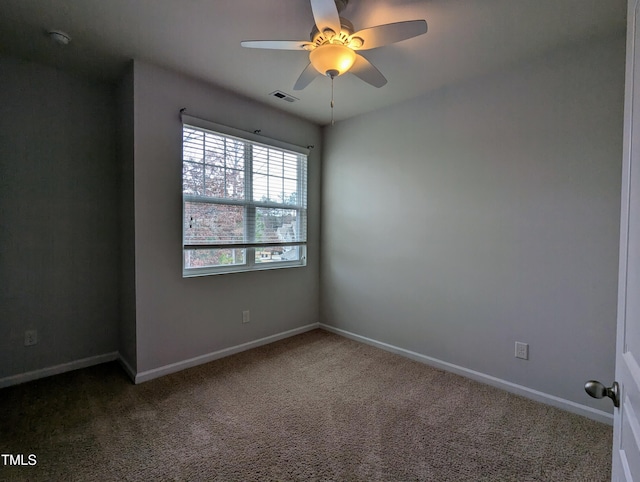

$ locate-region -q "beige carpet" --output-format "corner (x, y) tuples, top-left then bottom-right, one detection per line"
(0, 329), (611, 481)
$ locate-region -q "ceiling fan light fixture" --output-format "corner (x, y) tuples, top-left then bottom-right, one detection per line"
(309, 43), (356, 77)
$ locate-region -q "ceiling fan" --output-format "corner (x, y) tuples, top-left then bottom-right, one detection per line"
(240, 0), (428, 90)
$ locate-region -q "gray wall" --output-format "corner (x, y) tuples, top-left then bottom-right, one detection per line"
(321, 34), (625, 410)
(129, 61), (322, 374)
(0, 57), (119, 379)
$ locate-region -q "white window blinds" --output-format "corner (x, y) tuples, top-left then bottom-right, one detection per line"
(182, 115), (308, 275)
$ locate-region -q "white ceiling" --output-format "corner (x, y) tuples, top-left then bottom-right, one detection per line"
(0, 0), (626, 125)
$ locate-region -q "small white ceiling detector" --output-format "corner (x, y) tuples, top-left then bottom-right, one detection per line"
(48, 30), (71, 45)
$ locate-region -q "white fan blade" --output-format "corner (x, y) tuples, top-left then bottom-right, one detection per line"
(350, 54), (387, 88)
(352, 20), (427, 50)
(294, 63), (319, 90)
(241, 40), (313, 50)
(310, 0), (341, 35)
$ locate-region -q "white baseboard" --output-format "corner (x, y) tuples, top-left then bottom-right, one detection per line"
(134, 322), (320, 384)
(319, 323), (613, 425)
(0, 352), (119, 389)
(5, 324), (607, 426)
(118, 354), (137, 383)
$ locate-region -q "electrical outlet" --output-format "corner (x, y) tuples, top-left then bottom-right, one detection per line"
(24, 330), (38, 346)
(242, 310), (250, 323)
(515, 341), (529, 360)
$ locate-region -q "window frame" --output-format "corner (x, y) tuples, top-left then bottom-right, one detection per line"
(181, 115), (308, 277)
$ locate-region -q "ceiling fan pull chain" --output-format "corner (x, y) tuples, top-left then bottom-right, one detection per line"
(331, 75), (335, 126)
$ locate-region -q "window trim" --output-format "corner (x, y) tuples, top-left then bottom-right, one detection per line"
(181, 114), (309, 277)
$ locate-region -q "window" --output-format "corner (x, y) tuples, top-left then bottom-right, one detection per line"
(182, 118), (308, 276)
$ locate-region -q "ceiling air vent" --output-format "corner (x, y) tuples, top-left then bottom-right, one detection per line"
(269, 91), (299, 103)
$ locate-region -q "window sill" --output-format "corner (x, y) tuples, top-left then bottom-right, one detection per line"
(182, 259), (307, 278)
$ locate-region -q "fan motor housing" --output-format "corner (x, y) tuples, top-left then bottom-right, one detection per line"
(335, 0), (348, 13)
(310, 17), (355, 46)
